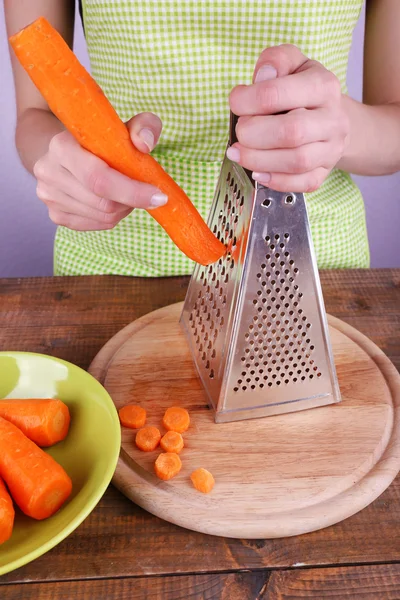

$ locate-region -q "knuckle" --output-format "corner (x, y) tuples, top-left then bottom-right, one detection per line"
(235, 117), (247, 144)
(280, 118), (305, 147)
(101, 210), (120, 225)
(36, 181), (53, 204)
(85, 165), (110, 197)
(257, 82), (280, 113)
(33, 158), (48, 181)
(96, 196), (116, 214)
(293, 147), (313, 173)
(305, 171), (325, 193)
(48, 209), (65, 227)
(48, 133), (65, 158)
(323, 71), (341, 100)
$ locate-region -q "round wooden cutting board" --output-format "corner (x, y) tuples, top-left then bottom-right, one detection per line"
(89, 302), (400, 539)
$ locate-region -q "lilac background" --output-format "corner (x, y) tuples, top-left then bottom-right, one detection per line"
(1, 4), (399, 277)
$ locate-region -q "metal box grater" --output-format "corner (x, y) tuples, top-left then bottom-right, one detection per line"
(180, 114), (341, 423)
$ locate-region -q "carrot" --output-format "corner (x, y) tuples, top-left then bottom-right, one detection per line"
(160, 431), (184, 454)
(9, 17), (225, 266)
(135, 426), (161, 452)
(0, 398), (70, 447)
(0, 478), (14, 545)
(190, 468), (215, 494)
(162, 407), (190, 433)
(154, 452), (182, 481)
(0, 417), (72, 520)
(119, 405), (146, 429)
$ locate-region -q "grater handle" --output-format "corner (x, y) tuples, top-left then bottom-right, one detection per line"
(229, 112), (240, 146)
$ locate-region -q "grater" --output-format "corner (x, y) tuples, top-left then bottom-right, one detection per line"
(180, 113), (341, 423)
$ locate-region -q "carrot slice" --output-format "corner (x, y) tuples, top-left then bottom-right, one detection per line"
(160, 431), (184, 454)
(162, 407), (190, 433)
(0, 478), (14, 545)
(0, 398), (70, 447)
(155, 452), (182, 481)
(135, 426), (161, 452)
(119, 405), (146, 429)
(190, 468), (215, 494)
(9, 17), (225, 266)
(0, 417), (72, 520)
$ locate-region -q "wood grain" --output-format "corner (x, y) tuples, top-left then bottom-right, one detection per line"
(89, 302), (400, 538)
(0, 271), (399, 585)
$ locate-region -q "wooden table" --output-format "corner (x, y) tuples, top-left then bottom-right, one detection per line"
(0, 270), (399, 599)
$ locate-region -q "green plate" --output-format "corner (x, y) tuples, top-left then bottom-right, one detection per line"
(0, 352), (121, 576)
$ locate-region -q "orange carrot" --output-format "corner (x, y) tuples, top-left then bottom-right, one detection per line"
(119, 405), (146, 429)
(0, 478), (14, 545)
(135, 426), (161, 452)
(0, 398), (70, 447)
(154, 452), (182, 481)
(190, 468), (215, 494)
(9, 17), (225, 266)
(162, 407), (190, 433)
(160, 431), (184, 454)
(0, 417), (72, 520)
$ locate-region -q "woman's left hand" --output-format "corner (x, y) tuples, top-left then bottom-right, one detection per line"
(228, 44), (349, 193)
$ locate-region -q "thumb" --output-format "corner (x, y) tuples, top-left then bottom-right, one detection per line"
(126, 112), (163, 154)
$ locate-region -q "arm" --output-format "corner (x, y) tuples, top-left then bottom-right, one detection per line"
(5, 1), (166, 231)
(5, 0), (74, 173)
(338, 0), (400, 175)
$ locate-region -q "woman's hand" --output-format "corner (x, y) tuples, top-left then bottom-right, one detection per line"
(228, 44), (349, 192)
(33, 112), (167, 231)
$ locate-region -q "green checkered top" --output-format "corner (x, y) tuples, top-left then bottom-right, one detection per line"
(54, 0), (369, 276)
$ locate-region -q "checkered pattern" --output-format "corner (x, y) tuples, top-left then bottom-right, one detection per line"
(54, 0), (369, 276)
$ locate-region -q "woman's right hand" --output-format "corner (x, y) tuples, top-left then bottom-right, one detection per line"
(33, 112), (167, 231)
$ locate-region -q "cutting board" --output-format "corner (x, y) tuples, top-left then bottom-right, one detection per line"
(89, 302), (400, 539)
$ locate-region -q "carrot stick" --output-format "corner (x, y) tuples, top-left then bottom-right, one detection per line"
(0, 398), (70, 447)
(162, 407), (190, 433)
(9, 17), (225, 266)
(190, 468), (215, 494)
(0, 478), (15, 545)
(160, 431), (184, 454)
(154, 452), (182, 481)
(0, 417), (72, 520)
(118, 405), (146, 429)
(135, 426), (161, 452)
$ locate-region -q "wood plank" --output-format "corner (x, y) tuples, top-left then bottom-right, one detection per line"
(0, 270), (399, 583)
(266, 564), (400, 599)
(2, 565), (400, 599)
(0, 572), (268, 599)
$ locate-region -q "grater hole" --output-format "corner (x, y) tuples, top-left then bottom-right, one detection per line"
(262, 198), (271, 208)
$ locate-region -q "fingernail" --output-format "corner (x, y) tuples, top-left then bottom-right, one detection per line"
(253, 171), (271, 183)
(227, 147), (240, 163)
(139, 128), (155, 151)
(255, 65), (278, 83)
(150, 192), (168, 208)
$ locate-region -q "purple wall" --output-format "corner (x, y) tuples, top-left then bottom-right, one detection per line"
(1, 4), (399, 277)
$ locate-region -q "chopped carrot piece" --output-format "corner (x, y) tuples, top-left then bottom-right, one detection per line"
(0, 417), (72, 520)
(0, 398), (70, 447)
(9, 17), (225, 266)
(190, 468), (215, 494)
(160, 431), (184, 454)
(155, 453), (182, 481)
(135, 426), (161, 452)
(0, 477), (14, 545)
(119, 405), (146, 429)
(162, 407), (190, 433)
